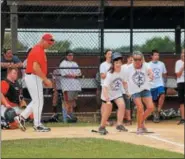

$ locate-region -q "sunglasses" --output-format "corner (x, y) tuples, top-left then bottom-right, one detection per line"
(134, 58), (142, 61)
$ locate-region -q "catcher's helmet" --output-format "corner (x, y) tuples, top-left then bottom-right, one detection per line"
(4, 108), (17, 123)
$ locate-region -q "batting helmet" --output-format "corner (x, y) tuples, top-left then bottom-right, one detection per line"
(4, 108), (17, 123)
(112, 52), (122, 61)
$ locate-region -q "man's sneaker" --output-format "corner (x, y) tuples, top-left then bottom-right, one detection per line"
(14, 116), (26, 131)
(177, 119), (185, 125)
(116, 125), (128, 132)
(33, 125), (51, 132)
(98, 126), (108, 135)
(136, 128), (145, 135)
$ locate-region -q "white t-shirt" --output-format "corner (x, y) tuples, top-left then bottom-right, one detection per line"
(59, 60), (82, 91)
(101, 71), (124, 101)
(149, 61), (167, 88)
(120, 64), (130, 94)
(99, 61), (112, 86)
(122, 64), (130, 70)
(124, 63), (151, 95)
(175, 60), (184, 83)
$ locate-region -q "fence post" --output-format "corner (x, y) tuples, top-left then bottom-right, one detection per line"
(175, 25), (181, 54)
(10, 2), (18, 54)
(99, 0), (104, 61)
(130, 0), (134, 54)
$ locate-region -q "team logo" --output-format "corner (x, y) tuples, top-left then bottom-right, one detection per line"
(132, 71), (145, 88)
(110, 78), (122, 91)
(153, 68), (160, 79)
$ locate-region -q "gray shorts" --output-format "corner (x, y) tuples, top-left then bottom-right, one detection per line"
(63, 91), (78, 101)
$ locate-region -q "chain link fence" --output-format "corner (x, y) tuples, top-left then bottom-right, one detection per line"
(2, 0), (184, 55)
(1, 0), (184, 118)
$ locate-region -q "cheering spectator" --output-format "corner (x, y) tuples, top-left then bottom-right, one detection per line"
(1, 49), (23, 80)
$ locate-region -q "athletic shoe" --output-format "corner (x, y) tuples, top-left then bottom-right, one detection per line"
(98, 126), (108, 135)
(177, 119), (185, 125)
(116, 125), (128, 132)
(33, 125), (51, 132)
(136, 128), (145, 135)
(14, 116), (26, 131)
(153, 112), (160, 123)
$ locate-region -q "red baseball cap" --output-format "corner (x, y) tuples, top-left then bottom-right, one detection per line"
(42, 33), (55, 45)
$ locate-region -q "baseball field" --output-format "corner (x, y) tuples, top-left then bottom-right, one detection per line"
(1, 120), (184, 158)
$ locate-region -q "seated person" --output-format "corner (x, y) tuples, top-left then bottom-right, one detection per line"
(1, 68), (32, 129)
(1, 48), (23, 80)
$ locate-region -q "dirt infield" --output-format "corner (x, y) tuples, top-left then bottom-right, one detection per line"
(2, 121), (184, 154)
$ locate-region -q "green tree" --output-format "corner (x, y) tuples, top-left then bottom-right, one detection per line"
(49, 40), (71, 53)
(3, 33), (27, 51)
(140, 36), (175, 52)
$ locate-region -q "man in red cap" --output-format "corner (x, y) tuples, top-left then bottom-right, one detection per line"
(15, 33), (55, 132)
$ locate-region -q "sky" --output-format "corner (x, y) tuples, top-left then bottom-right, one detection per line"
(5, 29), (185, 50)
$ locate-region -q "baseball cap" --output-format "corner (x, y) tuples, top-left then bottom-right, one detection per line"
(42, 33), (55, 45)
(112, 52), (122, 61)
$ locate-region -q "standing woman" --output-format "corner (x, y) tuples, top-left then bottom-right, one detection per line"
(124, 51), (154, 134)
(175, 49), (184, 125)
(98, 52), (128, 135)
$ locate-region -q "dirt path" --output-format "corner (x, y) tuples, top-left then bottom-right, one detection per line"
(2, 121), (184, 154)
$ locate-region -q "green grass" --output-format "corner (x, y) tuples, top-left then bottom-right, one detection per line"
(2, 138), (184, 158)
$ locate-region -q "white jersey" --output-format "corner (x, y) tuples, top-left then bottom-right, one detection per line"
(149, 61), (167, 88)
(59, 60), (82, 91)
(124, 63), (151, 95)
(120, 64), (130, 94)
(99, 61), (112, 86)
(175, 60), (184, 83)
(101, 71), (124, 101)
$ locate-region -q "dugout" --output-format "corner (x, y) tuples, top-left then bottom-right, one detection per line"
(1, 0), (185, 114)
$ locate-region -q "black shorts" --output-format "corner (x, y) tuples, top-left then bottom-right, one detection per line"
(177, 83), (184, 105)
(101, 96), (123, 105)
